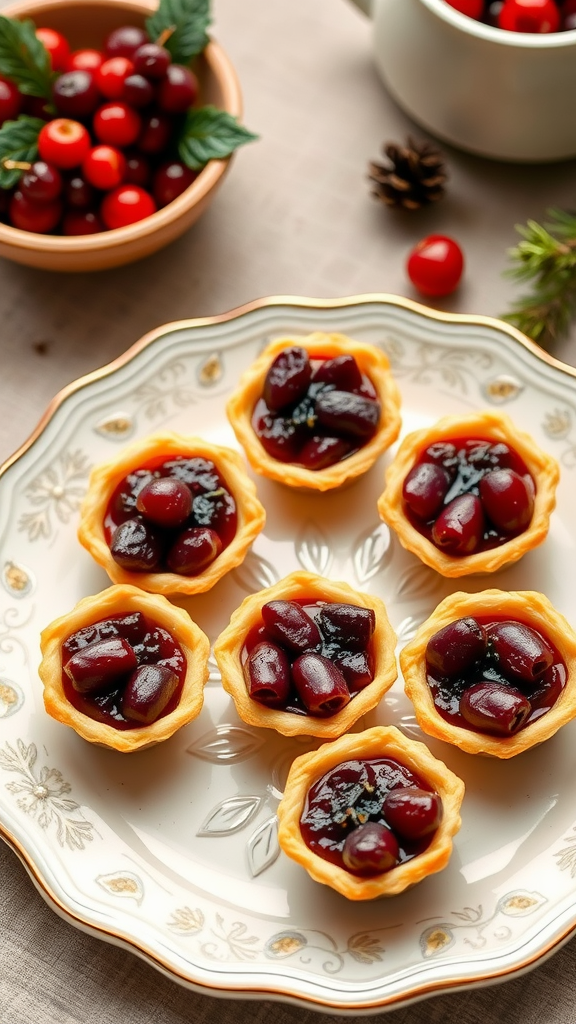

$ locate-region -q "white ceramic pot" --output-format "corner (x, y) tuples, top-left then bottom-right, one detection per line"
(348, 0), (576, 163)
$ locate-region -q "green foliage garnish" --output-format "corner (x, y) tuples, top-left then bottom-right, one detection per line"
(0, 16), (53, 98)
(0, 116), (43, 188)
(178, 106), (258, 169)
(146, 0), (211, 64)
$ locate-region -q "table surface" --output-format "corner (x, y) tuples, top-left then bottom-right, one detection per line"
(3, 0), (576, 1022)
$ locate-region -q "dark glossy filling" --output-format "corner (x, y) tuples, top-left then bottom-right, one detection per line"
(402, 436), (536, 556)
(300, 757), (442, 875)
(425, 614), (566, 735)
(251, 347), (381, 469)
(104, 455), (238, 576)
(61, 612), (186, 730)
(242, 599), (376, 717)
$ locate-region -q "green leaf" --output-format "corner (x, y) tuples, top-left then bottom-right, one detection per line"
(145, 0), (211, 64)
(0, 116), (43, 188)
(178, 106), (258, 170)
(0, 16), (53, 98)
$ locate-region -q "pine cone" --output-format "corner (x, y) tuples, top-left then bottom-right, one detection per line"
(369, 136), (447, 211)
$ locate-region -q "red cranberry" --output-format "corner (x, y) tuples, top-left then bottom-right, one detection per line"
(64, 637), (137, 695)
(297, 435), (352, 470)
(342, 822), (399, 875)
(121, 663), (179, 724)
(407, 234), (464, 297)
(166, 526), (222, 575)
(20, 162), (63, 204)
(498, 0), (561, 31)
(333, 649), (374, 690)
(123, 73), (155, 108)
(153, 161), (197, 206)
(291, 652), (350, 715)
(124, 151), (151, 186)
(65, 173), (96, 209)
(312, 354), (363, 391)
(9, 191), (62, 233)
(100, 185), (156, 229)
(96, 57), (135, 99)
(83, 145), (126, 190)
(459, 681), (531, 735)
(110, 517), (162, 571)
(245, 641), (291, 707)
(382, 787), (443, 840)
(137, 112), (173, 154)
(261, 600), (322, 653)
(0, 76), (22, 125)
(432, 493), (484, 554)
(403, 462), (451, 520)
(157, 64), (198, 113)
(318, 603), (375, 650)
(252, 406), (303, 462)
(53, 70), (100, 118)
(161, 457), (219, 493)
(264, 347), (312, 412)
(487, 621), (554, 683)
(133, 43), (172, 79)
(426, 616), (487, 676)
(38, 119), (91, 170)
(94, 102), (142, 147)
(315, 390), (380, 439)
(191, 489), (236, 538)
(479, 468), (534, 532)
(105, 25), (149, 60)
(445, 0), (484, 15)
(66, 49), (105, 74)
(36, 27), (70, 71)
(136, 477), (192, 528)
(62, 210), (104, 235)
(530, 663), (566, 711)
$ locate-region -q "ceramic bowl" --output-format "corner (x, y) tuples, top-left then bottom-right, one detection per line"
(0, 0), (243, 271)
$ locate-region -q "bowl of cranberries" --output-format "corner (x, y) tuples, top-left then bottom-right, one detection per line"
(349, 0), (576, 161)
(0, 0), (253, 270)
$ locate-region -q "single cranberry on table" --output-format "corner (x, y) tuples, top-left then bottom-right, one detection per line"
(53, 70), (100, 118)
(66, 49), (105, 74)
(9, 190), (62, 233)
(35, 27), (70, 71)
(20, 162), (63, 204)
(498, 0), (561, 31)
(0, 77), (22, 126)
(83, 145), (126, 190)
(93, 102), (142, 147)
(407, 234), (464, 297)
(100, 184), (156, 229)
(104, 25), (149, 60)
(38, 118), (91, 169)
(95, 57), (135, 100)
(157, 65), (199, 113)
(153, 162), (197, 206)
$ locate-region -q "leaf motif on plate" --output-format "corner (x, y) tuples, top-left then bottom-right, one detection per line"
(394, 563), (443, 604)
(197, 795), (262, 836)
(346, 932), (385, 964)
(419, 925), (455, 958)
(0, 679), (23, 718)
(353, 523), (391, 584)
(482, 375), (523, 404)
(187, 724), (266, 764)
(168, 906), (205, 934)
(2, 560), (34, 597)
(555, 827), (576, 876)
(295, 520), (331, 577)
(232, 551), (279, 592)
(246, 814), (280, 877)
(197, 352), (223, 386)
(543, 408), (572, 441)
(265, 930), (307, 959)
(498, 891), (546, 916)
(96, 872), (144, 904)
(94, 412), (134, 440)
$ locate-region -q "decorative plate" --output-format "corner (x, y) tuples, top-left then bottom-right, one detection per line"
(3, 294), (576, 1015)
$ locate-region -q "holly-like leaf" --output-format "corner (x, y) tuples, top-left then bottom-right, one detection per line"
(0, 116), (43, 188)
(145, 0), (211, 64)
(0, 16), (53, 98)
(178, 106), (258, 170)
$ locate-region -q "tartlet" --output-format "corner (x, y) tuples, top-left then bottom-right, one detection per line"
(39, 584), (210, 752)
(78, 431), (265, 595)
(213, 571), (398, 738)
(226, 331), (402, 491)
(378, 410), (559, 577)
(277, 725), (464, 900)
(400, 589), (576, 758)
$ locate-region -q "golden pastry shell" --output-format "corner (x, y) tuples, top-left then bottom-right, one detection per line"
(277, 725), (464, 900)
(378, 410), (559, 577)
(77, 431), (266, 595)
(213, 571), (398, 739)
(226, 332), (402, 491)
(400, 589), (576, 758)
(39, 584), (210, 753)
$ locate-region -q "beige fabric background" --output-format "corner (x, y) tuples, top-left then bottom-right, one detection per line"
(2, 0), (576, 1020)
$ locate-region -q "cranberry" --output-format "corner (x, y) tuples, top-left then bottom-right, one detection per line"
(432, 493), (484, 554)
(136, 477), (192, 528)
(264, 346), (312, 412)
(498, 0), (561, 31)
(383, 787), (443, 840)
(318, 604), (375, 650)
(261, 600), (322, 653)
(334, 649), (374, 690)
(445, 0), (484, 14)
(460, 681), (532, 735)
(121, 663), (179, 724)
(110, 517), (162, 571)
(100, 185), (156, 229)
(485, 0), (505, 24)
(407, 234), (464, 297)
(123, 73), (155, 108)
(153, 161), (197, 206)
(166, 526), (223, 575)
(315, 390), (380, 439)
(82, 145), (126, 190)
(161, 457), (219, 493)
(252, 405), (303, 462)
(312, 354), (363, 391)
(479, 468), (534, 532)
(124, 151), (151, 186)
(427, 616), (487, 676)
(342, 822), (399, 874)
(63, 612), (146, 657)
(96, 57), (135, 99)
(191, 489), (236, 540)
(245, 641), (291, 707)
(64, 637), (137, 695)
(9, 191), (62, 233)
(487, 621), (554, 683)
(65, 173), (96, 209)
(62, 210), (104, 235)
(297, 436), (352, 470)
(157, 64), (198, 113)
(291, 652), (350, 715)
(0, 77), (22, 126)
(66, 49), (105, 74)
(53, 70), (100, 118)
(402, 462), (451, 520)
(20, 162), (63, 204)
(36, 27), (70, 71)
(133, 43), (172, 79)
(94, 102), (142, 147)
(530, 663), (566, 711)
(38, 118), (91, 169)
(105, 25), (149, 60)
(137, 112), (173, 154)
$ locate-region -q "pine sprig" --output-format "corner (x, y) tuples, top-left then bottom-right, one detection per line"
(503, 208), (576, 348)
(178, 106), (258, 169)
(0, 16), (53, 98)
(146, 0), (211, 64)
